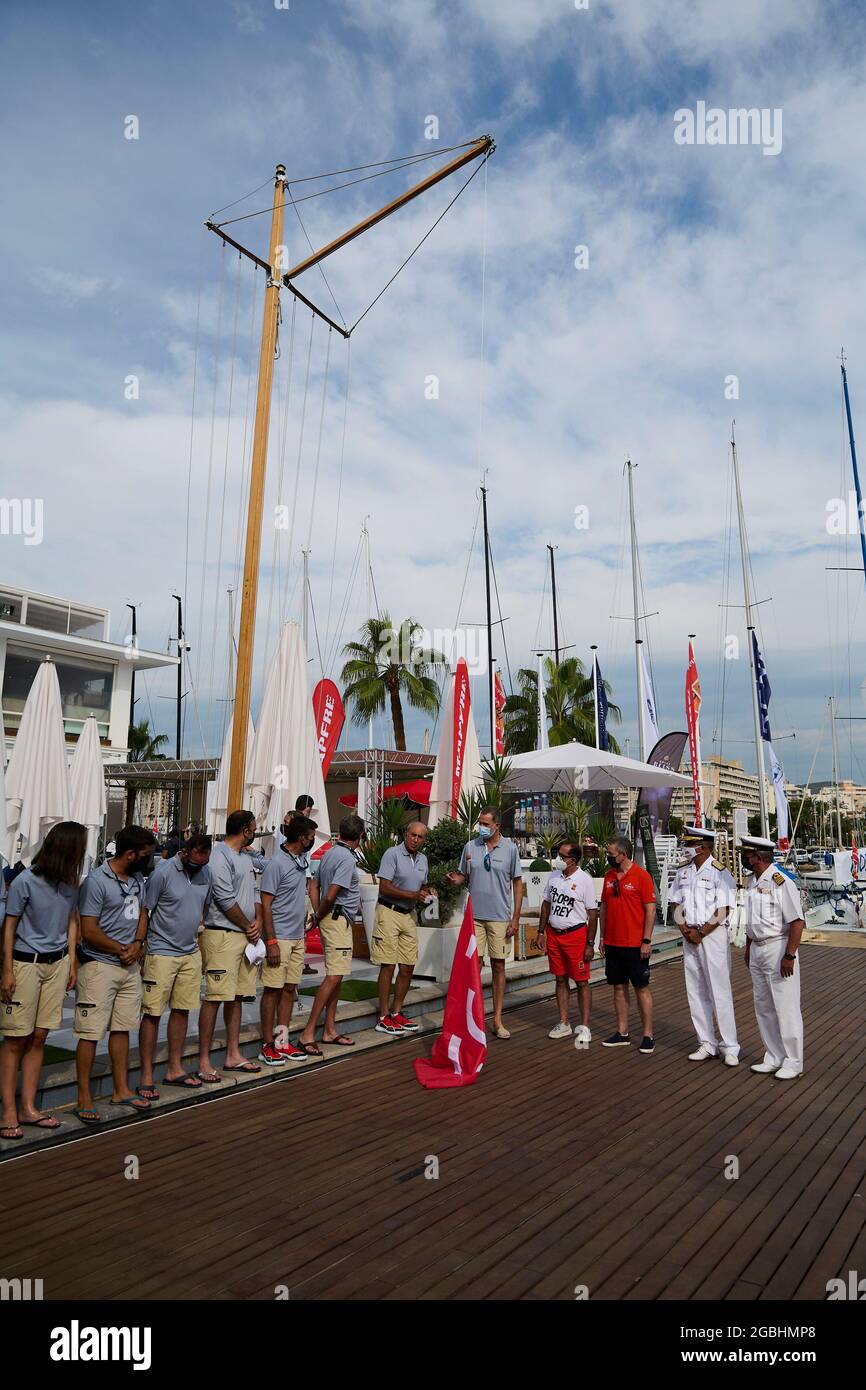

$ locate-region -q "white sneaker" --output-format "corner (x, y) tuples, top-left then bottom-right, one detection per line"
(549, 1021), (573, 1039)
(750, 1061), (780, 1073)
(688, 1046), (716, 1061)
(723, 1054), (739, 1067)
(774, 1066), (801, 1080)
(574, 1025), (592, 1047)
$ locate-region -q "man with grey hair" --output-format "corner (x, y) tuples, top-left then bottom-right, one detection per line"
(446, 805), (523, 1040)
(373, 822), (435, 1035)
(598, 835), (657, 1053)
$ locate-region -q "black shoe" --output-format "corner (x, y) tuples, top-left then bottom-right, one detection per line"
(639, 1035), (655, 1054)
(602, 1031), (630, 1047)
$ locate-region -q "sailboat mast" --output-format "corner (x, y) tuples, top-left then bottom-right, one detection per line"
(227, 164), (286, 809)
(481, 484), (494, 754)
(590, 643), (600, 749)
(547, 544), (560, 665)
(841, 358), (866, 590)
(829, 694), (843, 847)
(626, 460), (645, 761)
(302, 548), (310, 648)
(731, 427), (769, 838)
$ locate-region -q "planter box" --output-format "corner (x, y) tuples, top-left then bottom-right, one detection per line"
(415, 890), (467, 982)
(359, 883), (379, 952)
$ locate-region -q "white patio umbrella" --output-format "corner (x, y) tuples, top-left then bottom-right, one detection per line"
(207, 711), (258, 834)
(428, 670), (485, 828)
(3, 657), (72, 863)
(70, 714), (106, 863)
(503, 740), (692, 795)
(247, 622), (330, 850)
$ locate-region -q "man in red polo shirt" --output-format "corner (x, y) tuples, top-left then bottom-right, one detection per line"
(599, 835), (657, 1054)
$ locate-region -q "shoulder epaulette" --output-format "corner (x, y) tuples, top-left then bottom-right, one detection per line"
(711, 857), (724, 871)
(772, 871), (785, 886)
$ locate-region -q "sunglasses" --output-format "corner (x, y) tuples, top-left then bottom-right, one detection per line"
(611, 878), (620, 898)
(483, 851), (491, 871)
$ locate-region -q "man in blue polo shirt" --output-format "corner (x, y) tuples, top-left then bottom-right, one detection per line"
(138, 832), (213, 1096)
(373, 822), (435, 1036)
(298, 814), (363, 1054)
(447, 805), (523, 1039)
(258, 814), (319, 1065)
(74, 825), (157, 1123)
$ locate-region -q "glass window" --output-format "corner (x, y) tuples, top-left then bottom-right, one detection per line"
(68, 608), (106, 640)
(0, 592), (23, 623)
(23, 599), (70, 635)
(2, 648), (113, 736)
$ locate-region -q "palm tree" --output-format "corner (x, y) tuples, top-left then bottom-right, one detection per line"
(715, 797), (734, 830)
(341, 615), (447, 752)
(502, 656), (621, 754)
(125, 718), (169, 825)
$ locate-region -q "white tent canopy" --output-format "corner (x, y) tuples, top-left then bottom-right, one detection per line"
(427, 670), (485, 828)
(504, 740), (692, 795)
(207, 711), (258, 834)
(70, 714), (107, 862)
(247, 621), (331, 850)
(3, 657), (72, 863)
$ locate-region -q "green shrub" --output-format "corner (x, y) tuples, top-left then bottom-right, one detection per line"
(425, 817), (472, 868)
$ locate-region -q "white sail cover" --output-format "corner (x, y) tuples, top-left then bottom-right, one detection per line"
(3, 658), (72, 863)
(70, 715), (106, 861)
(428, 671), (485, 828)
(247, 622), (331, 849)
(504, 740), (692, 795)
(207, 711), (258, 834)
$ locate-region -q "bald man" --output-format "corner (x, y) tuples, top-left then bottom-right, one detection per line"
(373, 823), (435, 1035)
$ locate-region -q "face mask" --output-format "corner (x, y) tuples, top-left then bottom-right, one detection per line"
(478, 826), (493, 841)
(606, 854), (620, 869)
(552, 856), (566, 870)
(680, 848), (696, 863)
(183, 859), (204, 876)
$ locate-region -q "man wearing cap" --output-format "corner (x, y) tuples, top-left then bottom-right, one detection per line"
(740, 836), (805, 1080)
(669, 827), (739, 1065)
(373, 822), (435, 1036)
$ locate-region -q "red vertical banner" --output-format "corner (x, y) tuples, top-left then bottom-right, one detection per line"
(312, 679), (345, 778)
(853, 839), (859, 882)
(413, 898), (486, 1089)
(685, 640), (703, 826)
(494, 670), (506, 755)
(451, 658), (470, 819)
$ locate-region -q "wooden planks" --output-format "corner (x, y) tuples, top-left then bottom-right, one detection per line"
(1, 944), (864, 1302)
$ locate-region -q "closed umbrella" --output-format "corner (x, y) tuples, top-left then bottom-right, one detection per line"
(428, 664), (485, 828)
(69, 714), (107, 863)
(4, 657), (72, 862)
(207, 711), (257, 834)
(247, 622), (330, 850)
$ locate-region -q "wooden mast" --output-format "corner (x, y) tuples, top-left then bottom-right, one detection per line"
(227, 164), (286, 810)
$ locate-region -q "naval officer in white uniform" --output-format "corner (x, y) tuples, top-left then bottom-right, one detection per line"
(740, 835), (805, 1080)
(669, 827), (739, 1065)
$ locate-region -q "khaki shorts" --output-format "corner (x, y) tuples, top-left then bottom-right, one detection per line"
(1, 955), (71, 1037)
(141, 952), (202, 1016)
(475, 919), (513, 963)
(261, 938), (305, 989)
(319, 912), (353, 977)
(201, 929), (259, 1002)
(74, 960), (142, 1040)
(371, 903), (418, 967)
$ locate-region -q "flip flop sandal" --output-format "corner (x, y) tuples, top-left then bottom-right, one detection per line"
(322, 1035), (355, 1047)
(1, 1126), (24, 1140)
(114, 1097), (150, 1111)
(19, 1115), (61, 1130)
(196, 1071), (223, 1085)
(222, 1062), (262, 1073)
(74, 1109), (107, 1126)
(161, 1075), (202, 1089)
(136, 1086), (160, 1101)
(297, 1042), (323, 1057)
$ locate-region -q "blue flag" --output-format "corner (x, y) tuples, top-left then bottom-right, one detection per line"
(752, 632), (772, 741)
(595, 655), (609, 751)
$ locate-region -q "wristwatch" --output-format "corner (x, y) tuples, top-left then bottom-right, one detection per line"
(783, 951), (797, 961)
(642, 937), (652, 944)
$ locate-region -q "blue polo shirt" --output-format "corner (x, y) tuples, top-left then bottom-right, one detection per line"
(378, 843), (429, 901)
(78, 862), (147, 964)
(261, 846), (309, 941)
(5, 868), (78, 954)
(205, 841), (257, 932)
(318, 843), (360, 922)
(144, 855), (213, 956)
(458, 834), (522, 922)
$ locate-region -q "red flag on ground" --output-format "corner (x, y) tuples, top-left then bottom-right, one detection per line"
(414, 899), (487, 1089)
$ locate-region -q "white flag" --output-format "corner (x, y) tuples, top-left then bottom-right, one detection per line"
(537, 654), (549, 750)
(768, 742), (789, 847)
(640, 646), (660, 755)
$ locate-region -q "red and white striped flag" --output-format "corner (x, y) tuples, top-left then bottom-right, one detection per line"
(413, 899), (487, 1089)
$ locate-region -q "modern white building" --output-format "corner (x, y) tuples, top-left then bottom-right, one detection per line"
(0, 583), (178, 765)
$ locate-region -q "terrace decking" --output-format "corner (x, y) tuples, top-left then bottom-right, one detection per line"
(1, 942), (864, 1301)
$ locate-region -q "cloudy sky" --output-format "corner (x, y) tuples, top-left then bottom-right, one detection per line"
(3, 0), (866, 786)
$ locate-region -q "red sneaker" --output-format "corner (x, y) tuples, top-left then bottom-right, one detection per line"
(258, 1044), (287, 1066)
(276, 1042), (310, 1062)
(375, 1014), (403, 1035)
(391, 1012), (419, 1034)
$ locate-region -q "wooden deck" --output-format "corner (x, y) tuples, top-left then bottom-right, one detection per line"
(2, 942), (864, 1302)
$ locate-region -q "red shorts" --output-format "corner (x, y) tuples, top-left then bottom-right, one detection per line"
(547, 925), (590, 983)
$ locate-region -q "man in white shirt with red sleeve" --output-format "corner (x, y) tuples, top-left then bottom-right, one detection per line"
(535, 840), (597, 1045)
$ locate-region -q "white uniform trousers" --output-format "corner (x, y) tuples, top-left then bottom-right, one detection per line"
(683, 927), (739, 1057)
(748, 936), (804, 1073)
